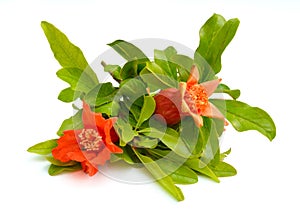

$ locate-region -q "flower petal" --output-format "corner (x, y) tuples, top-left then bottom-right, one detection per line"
(53, 130), (80, 162)
(179, 82), (190, 114)
(179, 83), (203, 127)
(187, 65), (200, 87)
(200, 79), (221, 97)
(91, 148), (111, 165)
(103, 118), (123, 153)
(188, 112), (203, 127)
(202, 102), (224, 119)
(82, 102), (106, 129)
(67, 149), (86, 162)
(81, 161), (98, 176)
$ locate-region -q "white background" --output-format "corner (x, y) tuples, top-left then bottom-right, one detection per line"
(1, 0), (299, 219)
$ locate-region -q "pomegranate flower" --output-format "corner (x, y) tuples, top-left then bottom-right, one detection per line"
(154, 65), (224, 127)
(52, 102), (122, 176)
(180, 65), (224, 127)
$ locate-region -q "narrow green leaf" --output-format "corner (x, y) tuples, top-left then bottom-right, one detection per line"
(195, 14), (240, 75)
(169, 54), (194, 81)
(170, 167), (198, 185)
(27, 139), (57, 155)
(108, 40), (149, 62)
(121, 61), (138, 80)
(46, 157), (78, 166)
(215, 83), (240, 100)
(115, 118), (136, 145)
(185, 158), (220, 183)
(109, 154), (122, 163)
(140, 122), (192, 158)
(117, 146), (140, 165)
(57, 110), (83, 136)
(180, 116), (200, 154)
(201, 120), (221, 166)
(104, 64), (122, 80)
(158, 159), (198, 185)
(133, 149), (184, 201)
(133, 135), (158, 148)
(220, 148), (231, 161)
(117, 78), (147, 100)
(154, 46), (177, 79)
(41, 21), (98, 84)
(48, 163), (82, 176)
(140, 62), (178, 92)
(56, 68), (97, 93)
(128, 103), (141, 123)
(58, 87), (81, 103)
(113, 79), (147, 118)
(195, 117), (212, 155)
(210, 161), (237, 177)
(84, 82), (117, 107)
(136, 96), (156, 128)
(95, 102), (113, 115)
(211, 99), (276, 141)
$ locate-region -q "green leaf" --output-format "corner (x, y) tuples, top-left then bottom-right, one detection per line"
(27, 139), (57, 155)
(140, 121), (191, 158)
(132, 135), (158, 148)
(169, 167), (198, 185)
(211, 99), (276, 141)
(201, 120), (221, 166)
(104, 64), (122, 80)
(169, 54), (194, 81)
(158, 159), (198, 185)
(127, 103), (141, 123)
(213, 118), (226, 137)
(117, 146), (140, 165)
(136, 96), (156, 128)
(57, 110), (83, 136)
(194, 117), (212, 155)
(113, 79), (147, 117)
(58, 87), (81, 103)
(133, 149), (184, 201)
(215, 83), (240, 100)
(115, 118), (136, 145)
(180, 116), (200, 155)
(95, 102), (113, 115)
(46, 157), (78, 166)
(195, 14), (240, 74)
(109, 154), (122, 163)
(140, 61), (178, 92)
(84, 82), (117, 106)
(117, 78), (147, 99)
(120, 60), (139, 80)
(48, 163), (82, 176)
(185, 158), (220, 183)
(56, 68), (97, 93)
(154, 46), (177, 79)
(220, 148), (231, 161)
(210, 161), (237, 177)
(41, 21), (98, 84)
(108, 40), (149, 62)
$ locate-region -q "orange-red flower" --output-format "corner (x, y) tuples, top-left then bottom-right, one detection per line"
(154, 65), (224, 127)
(52, 102), (122, 176)
(180, 65), (224, 127)
(154, 88), (181, 125)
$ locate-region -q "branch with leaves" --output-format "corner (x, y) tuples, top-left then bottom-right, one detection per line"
(28, 14), (276, 201)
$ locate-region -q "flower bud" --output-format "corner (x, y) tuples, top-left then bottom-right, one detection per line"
(154, 88), (181, 125)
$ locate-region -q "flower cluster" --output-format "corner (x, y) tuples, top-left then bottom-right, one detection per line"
(28, 14), (276, 201)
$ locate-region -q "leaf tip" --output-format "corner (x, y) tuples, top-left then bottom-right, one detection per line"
(40, 21), (49, 29)
(268, 130), (277, 141)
